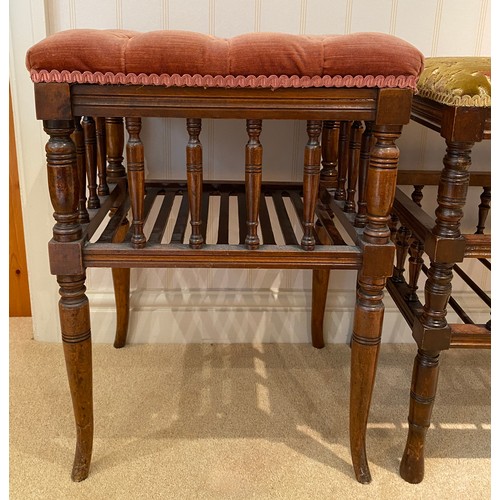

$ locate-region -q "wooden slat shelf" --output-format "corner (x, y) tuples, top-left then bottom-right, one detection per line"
(386, 277), (491, 349)
(387, 176), (491, 350)
(83, 181), (362, 270)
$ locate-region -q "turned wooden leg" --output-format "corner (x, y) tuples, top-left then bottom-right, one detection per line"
(58, 274), (93, 482)
(311, 269), (329, 349)
(350, 124), (402, 483)
(401, 140), (473, 483)
(112, 219), (131, 349)
(43, 120), (92, 481)
(245, 119), (263, 249)
(302, 120), (322, 250)
(400, 349), (439, 483)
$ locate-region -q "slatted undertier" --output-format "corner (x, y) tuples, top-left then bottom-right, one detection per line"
(83, 181), (363, 270)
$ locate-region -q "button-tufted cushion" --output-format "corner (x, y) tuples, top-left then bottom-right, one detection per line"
(26, 29), (424, 90)
(417, 57), (491, 107)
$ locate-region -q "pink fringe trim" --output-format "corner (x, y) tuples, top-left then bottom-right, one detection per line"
(30, 69), (418, 90)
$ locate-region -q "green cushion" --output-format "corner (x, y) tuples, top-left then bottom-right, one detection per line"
(417, 57), (490, 107)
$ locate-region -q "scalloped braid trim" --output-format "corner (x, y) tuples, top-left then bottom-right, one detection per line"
(417, 88), (491, 108)
(30, 69), (418, 90)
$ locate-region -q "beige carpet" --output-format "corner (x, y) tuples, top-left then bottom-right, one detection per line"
(10, 317), (490, 499)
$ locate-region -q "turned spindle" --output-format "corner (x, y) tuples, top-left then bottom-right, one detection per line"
(125, 117), (146, 248)
(406, 238), (425, 301)
(95, 117), (109, 196)
(186, 118), (204, 249)
(334, 121), (351, 201)
(245, 119), (263, 250)
(302, 120), (322, 250)
(344, 121), (363, 213)
(71, 117), (89, 224)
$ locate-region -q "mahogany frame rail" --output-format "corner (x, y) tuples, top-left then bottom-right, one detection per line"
(385, 94), (491, 483)
(33, 81), (413, 483)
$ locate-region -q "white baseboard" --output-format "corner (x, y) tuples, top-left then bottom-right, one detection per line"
(85, 289), (490, 345)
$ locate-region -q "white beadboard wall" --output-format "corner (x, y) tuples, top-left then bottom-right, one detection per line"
(11, 0), (490, 343)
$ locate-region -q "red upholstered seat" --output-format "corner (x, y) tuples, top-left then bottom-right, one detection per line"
(26, 29), (424, 89)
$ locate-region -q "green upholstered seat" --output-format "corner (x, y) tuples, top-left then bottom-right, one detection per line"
(417, 57), (490, 107)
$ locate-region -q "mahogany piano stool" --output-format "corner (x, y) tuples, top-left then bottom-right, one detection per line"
(385, 57), (491, 483)
(26, 29), (424, 483)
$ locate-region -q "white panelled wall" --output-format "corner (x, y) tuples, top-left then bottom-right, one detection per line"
(10, 0), (490, 343)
